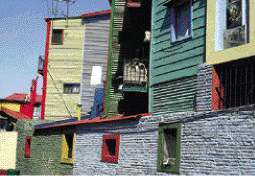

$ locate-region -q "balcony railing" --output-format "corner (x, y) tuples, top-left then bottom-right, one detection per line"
(123, 58), (148, 92)
(38, 55), (45, 75)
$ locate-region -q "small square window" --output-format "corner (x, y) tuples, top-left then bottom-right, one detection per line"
(24, 136), (32, 158)
(157, 123), (181, 173)
(101, 134), (120, 163)
(61, 133), (75, 164)
(52, 29), (63, 45)
(167, 0), (192, 42)
(63, 83), (80, 94)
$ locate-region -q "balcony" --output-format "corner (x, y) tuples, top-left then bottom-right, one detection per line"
(37, 55), (45, 76)
(123, 58), (148, 92)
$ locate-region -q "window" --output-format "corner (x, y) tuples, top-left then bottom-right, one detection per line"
(63, 83), (80, 94)
(61, 133), (75, 164)
(166, 0), (192, 42)
(101, 134), (120, 163)
(157, 123), (181, 173)
(212, 57), (255, 110)
(24, 136), (32, 158)
(52, 29), (64, 45)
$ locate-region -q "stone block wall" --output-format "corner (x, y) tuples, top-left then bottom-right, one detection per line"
(196, 63), (212, 112)
(74, 106), (255, 175)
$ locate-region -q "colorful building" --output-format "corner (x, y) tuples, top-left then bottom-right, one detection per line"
(40, 10), (111, 121)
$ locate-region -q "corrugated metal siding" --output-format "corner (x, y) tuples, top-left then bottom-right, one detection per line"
(149, 0), (206, 114)
(80, 16), (110, 116)
(107, 0), (127, 116)
(45, 18), (84, 121)
(151, 76), (197, 115)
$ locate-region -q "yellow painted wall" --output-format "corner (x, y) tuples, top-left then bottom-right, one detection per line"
(206, 1), (255, 65)
(0, 132), (18, 170)
(0, 102), (20, 112)
(45, 18), (84, 121)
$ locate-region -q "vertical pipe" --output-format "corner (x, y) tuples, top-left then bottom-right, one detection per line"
(245, 66), (248, 105)
(229, 68), (232, 108)
(41, 20), (51, 120)
(251, 66), (253, 104)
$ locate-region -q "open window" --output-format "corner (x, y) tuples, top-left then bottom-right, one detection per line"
(52, 29), (64, 45)
(157, 123), (181, 173)
(24, 136), (32, 158)
(61, 133), (75, 164)
(101, 134), (120, 163)
(164, 0), (192, 43)
(212, 57), (255, 110)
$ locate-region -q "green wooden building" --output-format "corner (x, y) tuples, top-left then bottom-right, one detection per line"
(149, 0), (207, 115)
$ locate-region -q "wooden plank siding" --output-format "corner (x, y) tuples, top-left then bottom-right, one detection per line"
(149, 0), (206, 115)
(45, 18), (84, 121)
(80, 16), (110, 116)
(105, 0), (127, 117)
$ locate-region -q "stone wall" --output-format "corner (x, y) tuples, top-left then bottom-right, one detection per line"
(15, 120), (73, 175)
(196, 63), (212, 112)
(74, 106), (255, 175)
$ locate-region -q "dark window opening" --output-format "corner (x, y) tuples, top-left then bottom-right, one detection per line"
(63, 83), (80, 94)
(52, 29), (63, 45)
(163, 128), (177, 166)
(65, 134), (74, 159)
(214, 57), (255, 109)
(106, 139), (116, 156)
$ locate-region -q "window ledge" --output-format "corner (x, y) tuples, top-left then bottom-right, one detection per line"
(171, 35), (192, 44)
(61, 158), (73, 164)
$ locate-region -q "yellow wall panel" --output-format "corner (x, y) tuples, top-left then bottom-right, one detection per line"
(0, 102), (20, 112)
(206, 1), (255, 65)
(0, 132), (18, 169)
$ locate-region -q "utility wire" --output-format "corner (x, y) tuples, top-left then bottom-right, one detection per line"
(47, 66), (73, 118)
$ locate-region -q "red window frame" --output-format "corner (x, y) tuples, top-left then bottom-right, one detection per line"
(24, 136), (32, 158)
(51, 29), (64, 45)
(101, 134), (120, 163)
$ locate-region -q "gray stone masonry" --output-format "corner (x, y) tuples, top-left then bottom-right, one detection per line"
(74, 106), (255, 175)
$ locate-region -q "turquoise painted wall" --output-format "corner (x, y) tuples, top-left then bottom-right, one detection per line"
(149, 0), (206, 115)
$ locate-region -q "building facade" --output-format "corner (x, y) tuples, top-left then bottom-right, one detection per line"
(40, 10), (111, 121)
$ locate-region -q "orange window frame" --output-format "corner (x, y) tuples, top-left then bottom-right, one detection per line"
(101, 134), (120, 163)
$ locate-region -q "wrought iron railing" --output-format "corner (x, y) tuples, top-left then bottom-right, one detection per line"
(215, 64), (255, 109)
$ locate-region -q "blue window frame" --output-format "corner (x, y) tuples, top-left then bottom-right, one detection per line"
(169, 0), (192, 43)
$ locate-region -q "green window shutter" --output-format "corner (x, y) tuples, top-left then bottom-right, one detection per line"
(157, 123), (181, 173)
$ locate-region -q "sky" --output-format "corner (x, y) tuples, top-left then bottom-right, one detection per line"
(0, 0), (111, 99)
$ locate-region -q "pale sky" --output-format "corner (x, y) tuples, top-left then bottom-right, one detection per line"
(0, 0), (111, 98)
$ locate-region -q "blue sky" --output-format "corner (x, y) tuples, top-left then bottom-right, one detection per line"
(0, 0), (111, 99)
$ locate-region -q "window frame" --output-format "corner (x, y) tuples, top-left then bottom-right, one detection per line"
(169, 0), (193, 43)
(101, 134), (120, 163)
(61, 133), (75, 164)
(63, 83), (80, 94)
(157, 123), (181, 173)
(24, 136), (32, 158)
(51, 29), (64, 45)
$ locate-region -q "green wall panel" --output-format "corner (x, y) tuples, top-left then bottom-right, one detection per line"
(15, 120), (73, 175)
(149, 0), (206, 114)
